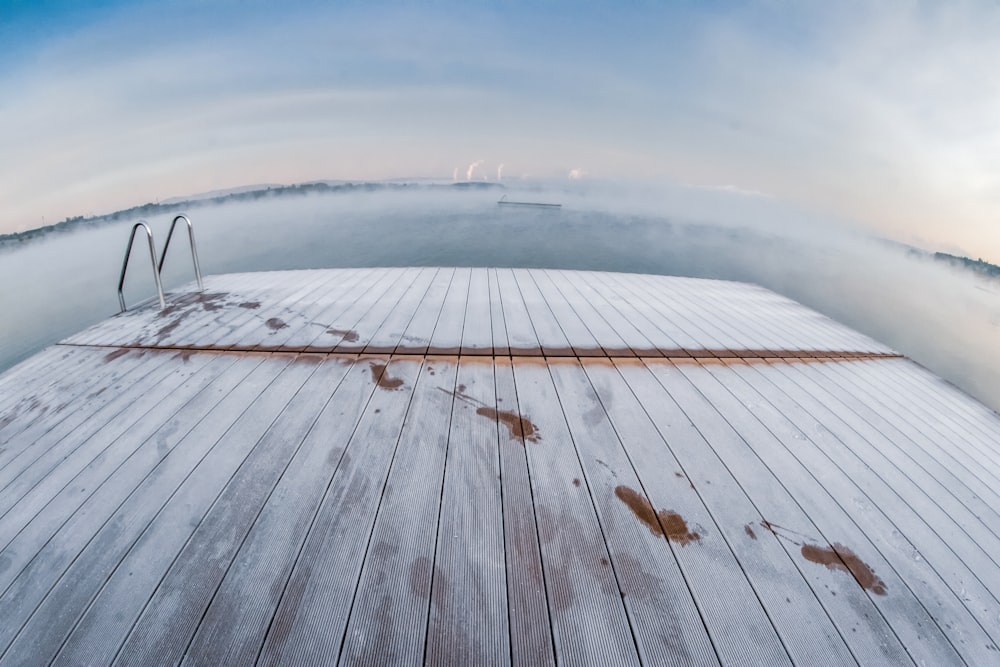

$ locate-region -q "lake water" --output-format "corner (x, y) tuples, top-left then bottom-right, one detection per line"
(2, 184), (999, 411)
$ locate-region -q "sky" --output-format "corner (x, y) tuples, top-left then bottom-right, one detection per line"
(1, 0), (999, 262)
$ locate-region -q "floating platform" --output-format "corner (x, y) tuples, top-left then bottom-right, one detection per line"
(1, 267), (999, 665)
(497, 195), (561, 209)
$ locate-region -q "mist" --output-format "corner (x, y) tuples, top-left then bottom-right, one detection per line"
(2, 182), (997, 411)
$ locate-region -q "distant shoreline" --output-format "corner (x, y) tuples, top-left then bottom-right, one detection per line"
(0, 180), (502, 250)
(2, 179), (997, 283)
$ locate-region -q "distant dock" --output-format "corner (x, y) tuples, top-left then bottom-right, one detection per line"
(497, 194), (561, 208)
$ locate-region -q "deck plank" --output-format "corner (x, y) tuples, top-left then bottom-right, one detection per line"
(0, 347), (126, 450)
(0, 354), (265, 628)
(897, 361), (1000, 447)
(575, 271), (694, 354)
(548, 359), (720, 666)
(607, 358), (797, 665)
(755, 287), (888, 353)
(0, 349), (174, 478)
(696, 282), (794, 353)
(487, 270), (510, 356)
(753, 362), (1000, 647)
(707, 359), (985, 664)
(427, 268), (471, 355)
(697, 281), (819, 351)
(73, 358), (352, 667)
(180, 357), (381, 666)
(333, 268), (428, 354)
(608, 274), (720, 350)
(425, 358), (509, 666)
(231, 271), (360, 348)
(47, 357), (325, 665)
(59, 269), (902, 357)
(255, 357), (423, 665)
(527, 270), (604, 356)
(173, 271), (336, 349)
(274, 268), (393, 351)
(125, 272), (282, 348)
(711, 284), (825, 355)
(3, 356), (317, 666)
(496, 270), (542, 356)
(361, 268), (438, 354)
(646, 278), (764, 354)
(203, 271), (341, 349)
(252, 269), (378, 351)
(778, 362), (1000, 588)
(509, 357), (639, 665)
(817, 360), (1000, 533)
(553, 270), (665, 356)
(512, 269), (574, 357)
(307, 269), (415, 352)
(338, 357), (457, 665)
(95, 273), (264, 348)
(869, 360), (1000, 472)
(0, 346), (89, 412)
(494, 357), (555, 666)
(254, 268), (379, 351)
(459, 265), (493, 354)
(614, 274), (730, 355)
(647, 358), (887, 664)
(0, 350), (217, 533)
(395, 268), (454, 354)
(0, 355), (290, 660)
(0, 352), (240, 566)
(675, 359), (934, 665)
(541, 269), (635, 356)
(59, 280), (187, 346)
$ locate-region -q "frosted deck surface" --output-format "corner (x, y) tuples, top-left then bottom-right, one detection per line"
(0, 268), (998, 665)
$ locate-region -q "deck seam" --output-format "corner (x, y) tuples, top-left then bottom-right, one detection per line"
(52, 342), (905, 363)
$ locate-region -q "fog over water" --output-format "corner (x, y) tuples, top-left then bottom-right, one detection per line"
(1, 183), (998, 411)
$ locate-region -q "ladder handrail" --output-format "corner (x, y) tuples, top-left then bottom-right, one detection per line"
(118, 221), (166, 313)
(158, 214), (204, 291)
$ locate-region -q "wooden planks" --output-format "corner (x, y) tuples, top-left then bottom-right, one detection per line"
(56, 269), (904, 360)
(493, 357), (554, 666)
(425, 358), (508, 665)
(256, 356), (425, 665)
(548, 358), (719, 666)
(180, 356), (383, 666)
(2, 268), (999, 665)
(509, 357), (639, 665)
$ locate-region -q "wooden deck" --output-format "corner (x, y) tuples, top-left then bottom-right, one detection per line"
(1, 267), (998, 665)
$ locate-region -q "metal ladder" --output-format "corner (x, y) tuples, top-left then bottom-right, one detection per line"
(118, 214), (204, 312)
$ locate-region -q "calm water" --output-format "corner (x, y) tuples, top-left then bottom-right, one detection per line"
(2, 185), (998, 411)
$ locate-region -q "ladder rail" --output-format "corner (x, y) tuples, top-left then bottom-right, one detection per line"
(158, 214), (204, 291)
(118, 221), (165, 313)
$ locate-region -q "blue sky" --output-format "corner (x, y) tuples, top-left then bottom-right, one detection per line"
(2, 0), (998, 262)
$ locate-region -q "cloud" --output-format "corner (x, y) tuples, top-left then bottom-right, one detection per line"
(568, 168), (586, 180)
